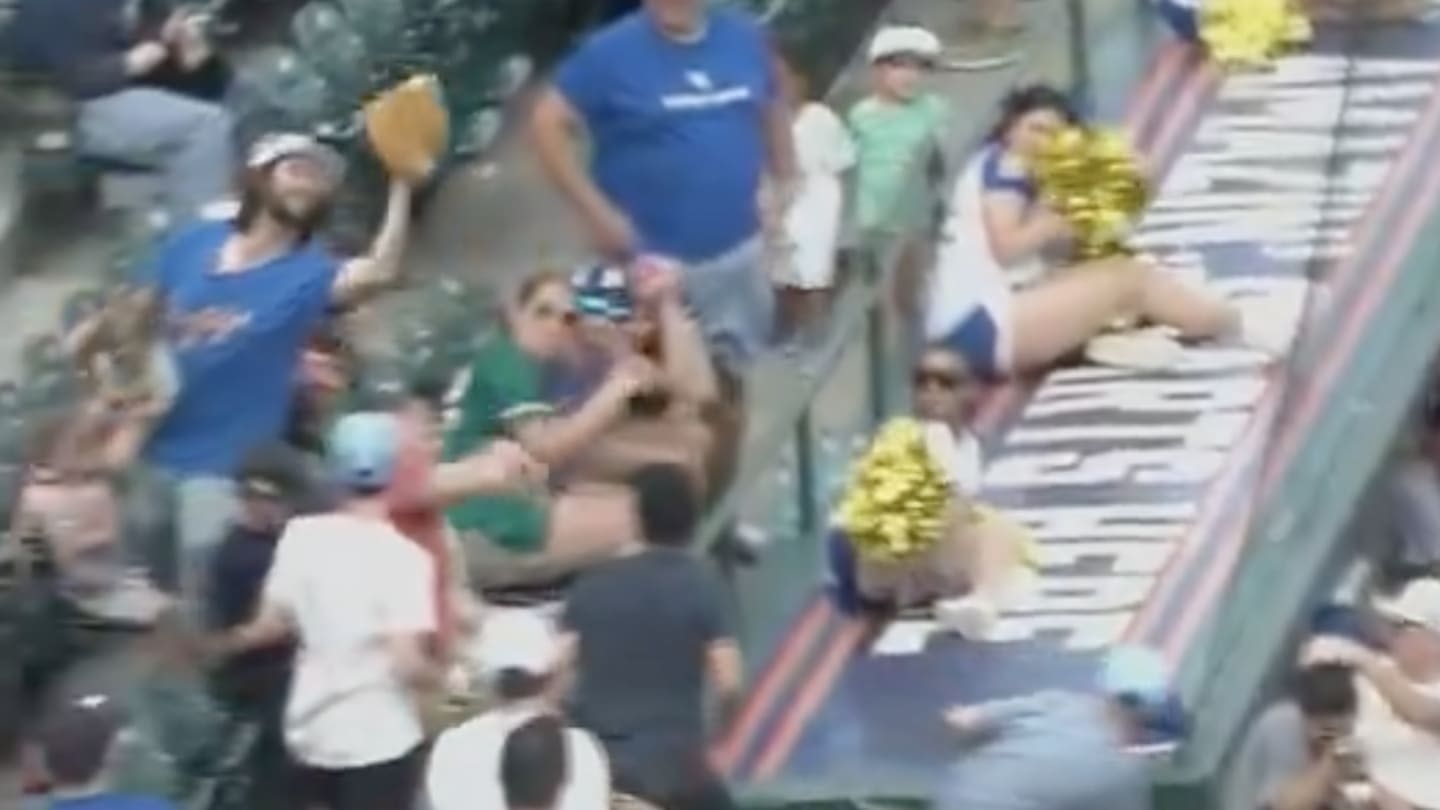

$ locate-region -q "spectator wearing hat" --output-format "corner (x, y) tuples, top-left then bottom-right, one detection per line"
(848, 26), (950, 323)
(36, 694), (180, 810)
(134, 133), (424, 612)
(937, 646), (1185, 810)
(531, 0), (797, 380)
(849, 26), (949, 242)
(426, 611), (610, 810)
(555, 260), (716, 492)
(561, 463), (743, 810)
(1307, 579), (1440, 809)
(216, 412), (438, 810)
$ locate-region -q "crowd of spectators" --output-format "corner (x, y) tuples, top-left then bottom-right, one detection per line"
(7, 1), (1440, 810)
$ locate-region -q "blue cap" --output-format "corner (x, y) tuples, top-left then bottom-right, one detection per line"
(1099, 645), (1186, 735)
(328, 412), (400, 491)
(571, 263), (633, 322)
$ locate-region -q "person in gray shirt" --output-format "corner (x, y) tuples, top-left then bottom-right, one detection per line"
(1224, 662), (1379, 810)
(936, 645), (1183, 810)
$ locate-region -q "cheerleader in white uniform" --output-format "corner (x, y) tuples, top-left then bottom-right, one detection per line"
(925, 84), (1282, 378)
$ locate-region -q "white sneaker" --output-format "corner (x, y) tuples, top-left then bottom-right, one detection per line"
(1084, 328), (1184, 371)
(1233, 297), (1298, 358)
(936, 594), (999, 640)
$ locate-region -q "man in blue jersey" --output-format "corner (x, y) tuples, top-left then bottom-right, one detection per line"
(530, 0), (797, 379)
(140, 132), (422, 610)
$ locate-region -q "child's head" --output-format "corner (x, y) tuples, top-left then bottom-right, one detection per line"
(867, 26), (941, 101)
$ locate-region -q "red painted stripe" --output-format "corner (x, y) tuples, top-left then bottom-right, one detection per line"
(1127, 62), (1440, 648)
(1163, 88), (1440, 659)
(750, 618), (871, 781)
(713, 597), (830, 773)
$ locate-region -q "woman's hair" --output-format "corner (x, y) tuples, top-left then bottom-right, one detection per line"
(500, 714), (569, 810)
(987, 83), (1082, 143)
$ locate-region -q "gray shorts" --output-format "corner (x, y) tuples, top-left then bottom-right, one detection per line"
(682, 236), (774, 376)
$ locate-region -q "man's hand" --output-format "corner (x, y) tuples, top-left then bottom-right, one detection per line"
(632, 257), (682, 308)
(470, 440), (546, 493)
(124, 41), (169, 76)
(586, 203), (638, 262)
(601, 353), (660, 404)
(943, 705), (985, 737)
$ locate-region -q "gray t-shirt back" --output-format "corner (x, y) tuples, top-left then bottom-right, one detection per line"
(935, 691), (1151, 810)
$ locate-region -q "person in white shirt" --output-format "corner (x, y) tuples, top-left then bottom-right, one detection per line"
(427, 610), (610, 810)
(1307, 578), (1440, 809)
(217, 412), (439, 810)
(768, 47), (855, 355)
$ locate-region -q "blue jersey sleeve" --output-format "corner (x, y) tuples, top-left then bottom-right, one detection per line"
(553, 38), (608, 123)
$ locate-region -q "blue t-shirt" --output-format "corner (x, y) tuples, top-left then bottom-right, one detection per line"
(144, 222), (339, 475)
(51, 794), (180, 810)
(554, 9), (774, 262)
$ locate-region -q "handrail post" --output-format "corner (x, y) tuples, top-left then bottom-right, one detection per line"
(1067, 0), (1093, 113)
(794, 408), (818, 537)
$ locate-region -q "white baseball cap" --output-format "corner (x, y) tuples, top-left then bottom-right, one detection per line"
(470, 611), (563, 681)
(247, 132), (346, 184)
(1375, 578), (1440, 635)
(868, 25), (942, 64)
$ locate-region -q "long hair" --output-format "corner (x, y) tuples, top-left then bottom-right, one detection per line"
(987, 83), (1082, 143)
(232, 166), (333, 243)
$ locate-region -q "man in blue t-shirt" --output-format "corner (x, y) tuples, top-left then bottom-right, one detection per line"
(531, 0), (797, 378)
(140, 132), (423, 610)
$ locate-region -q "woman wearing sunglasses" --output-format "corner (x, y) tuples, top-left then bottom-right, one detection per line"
(926, 84), (1284, 376)
(830, 344), (1031, 639)
(442, 271), (653, 590)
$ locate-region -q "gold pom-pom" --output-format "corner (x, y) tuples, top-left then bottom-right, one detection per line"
(834, 418), (953, 563)
(365, 74), (450, 182)
(1201, 0), (1312, 70)
(1030, 126), (1149, 262)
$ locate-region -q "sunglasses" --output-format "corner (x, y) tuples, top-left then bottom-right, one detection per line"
(913, 367), (967, 390)
(533, 303), (578, 326)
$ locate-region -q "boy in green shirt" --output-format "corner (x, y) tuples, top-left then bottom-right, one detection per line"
(849, 25), (951, 238)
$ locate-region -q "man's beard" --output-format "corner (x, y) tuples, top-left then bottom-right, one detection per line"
(263, 190), (327, 233)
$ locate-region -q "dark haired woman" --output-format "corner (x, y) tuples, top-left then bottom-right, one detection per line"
(443, 271), (648, 590)
(926, 84), (1285, 377)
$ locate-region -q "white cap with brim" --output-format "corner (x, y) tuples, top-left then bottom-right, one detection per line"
(247, 132), (346, 185)
(868, 25), (942, 64)
(470, 610), (562, 683)
(1375, 578), (1440, 635)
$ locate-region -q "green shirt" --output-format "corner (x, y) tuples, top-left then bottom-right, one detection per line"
(443, 333), (552, 552)
(848, 93), (950, 233)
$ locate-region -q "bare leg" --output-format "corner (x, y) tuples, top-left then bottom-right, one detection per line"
(463, 486), (638, 589)
(1007, 257), (1236, 373)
